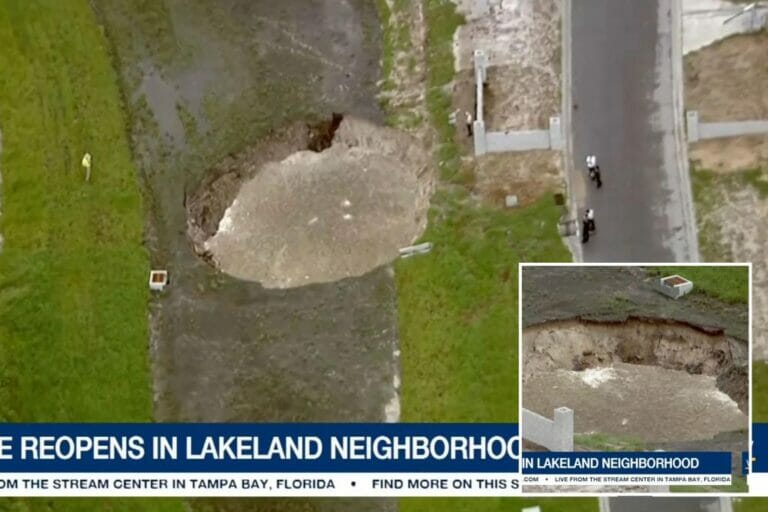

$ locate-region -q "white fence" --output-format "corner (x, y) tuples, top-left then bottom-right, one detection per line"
(687, 110), (768, 142)
(472, 50), (562, 156)
(522, 406), (574, 452)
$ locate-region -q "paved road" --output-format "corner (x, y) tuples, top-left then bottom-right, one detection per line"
(608, 497), (727, 512)
(569, 0), (718, 509)
(571, 0), (698, 262)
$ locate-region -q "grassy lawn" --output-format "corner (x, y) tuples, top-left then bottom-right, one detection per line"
(691, 166), (768, 262)
(734, 498), (768, 511)
(573, 433), (646, 452)
(389, 1), (592, 511)
(645, 265), (749, 304)
(397, 193), (571, 422)
(754, 362), (768, 421)
(0, 1), (181, 510)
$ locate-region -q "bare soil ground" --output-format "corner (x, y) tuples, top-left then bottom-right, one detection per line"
(708, 186), (768, 359)
(472, 150), (562, 207)
(454, 0), (561, 130)
(94, 1), (396, 510)
(451, 0), (564, 205)
(685, 30), (768, 171)
(684, 30), (768, 358)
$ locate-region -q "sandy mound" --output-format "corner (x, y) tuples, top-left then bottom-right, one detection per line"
(202, 117), (430, 288)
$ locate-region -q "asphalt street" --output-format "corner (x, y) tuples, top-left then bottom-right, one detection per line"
(571, 0), (722, 509)
(571, 0), (698, 262)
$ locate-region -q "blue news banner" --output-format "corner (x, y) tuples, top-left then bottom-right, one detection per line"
(0, 423), (738, 497)
(748, 423), (768, 494)
(0, 423), (520, 497)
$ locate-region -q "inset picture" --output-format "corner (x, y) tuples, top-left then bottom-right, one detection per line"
(519, 264), (750, 493)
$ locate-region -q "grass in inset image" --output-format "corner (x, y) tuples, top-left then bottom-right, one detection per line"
(753, 361), (768, 422)
(574, 433), (646, 452)
(734, 497), (768, 511)
(645, 265), (749, 304)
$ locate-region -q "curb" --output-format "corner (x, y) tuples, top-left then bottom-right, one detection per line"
(560, 0), (583, 262)
(670, 0), (701, 262)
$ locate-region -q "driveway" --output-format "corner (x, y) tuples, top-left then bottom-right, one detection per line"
(570, 0), (698, 262)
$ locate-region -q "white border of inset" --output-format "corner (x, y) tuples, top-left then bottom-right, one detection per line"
(518, 262), (753, 498)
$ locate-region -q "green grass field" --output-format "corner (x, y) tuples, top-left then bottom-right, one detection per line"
(392, 2), (594, 511)
(397, 193), (571, 422)
(645, 265), (749, 304)
(0, 1), (181, 510)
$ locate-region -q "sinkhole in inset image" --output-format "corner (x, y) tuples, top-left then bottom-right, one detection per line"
(522, 318), (748, 445)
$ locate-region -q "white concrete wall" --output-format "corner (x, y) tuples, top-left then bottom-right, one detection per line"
(522, 407), (574, 452)
(684, 0), (768, 55)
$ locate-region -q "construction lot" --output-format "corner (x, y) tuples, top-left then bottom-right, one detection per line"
(683, 24), (768, 421)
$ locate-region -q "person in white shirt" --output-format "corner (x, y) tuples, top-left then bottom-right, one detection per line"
(585, 154), (602, 189)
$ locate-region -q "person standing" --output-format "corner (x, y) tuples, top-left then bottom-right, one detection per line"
(586, 154), (602, 189)
(465, 110), (473, 137)
(593, 167), (602, 189)
(586, 208), (596, 232)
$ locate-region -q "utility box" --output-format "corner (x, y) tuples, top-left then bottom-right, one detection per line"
(149, 270), (169, 291)
(656, 275), (693, 299)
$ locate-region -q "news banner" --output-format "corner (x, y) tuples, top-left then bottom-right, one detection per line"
(2, 423), (768, 497)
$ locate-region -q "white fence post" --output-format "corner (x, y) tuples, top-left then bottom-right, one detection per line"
(522, 406), (574, 452)
(552, 407), (574, 451)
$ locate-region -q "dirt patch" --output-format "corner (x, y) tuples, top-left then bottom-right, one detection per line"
(189, 116), (430, 288)
(453, 0), (561, 130)
(707, 185), (768, 359)
(450, 0), (564, 205)
(685, 30), (768, 171)
(663, 276), (689, 286)
(690, 136), (768, 172)
(685, 30), (768, 123)
(472, 150), (563, 207)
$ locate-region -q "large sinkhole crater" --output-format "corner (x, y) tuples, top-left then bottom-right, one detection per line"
(523, 318), (748, 444)
(186, 116), (431, 289)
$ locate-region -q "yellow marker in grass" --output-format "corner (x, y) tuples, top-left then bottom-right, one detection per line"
(82, 152), (92, 182)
